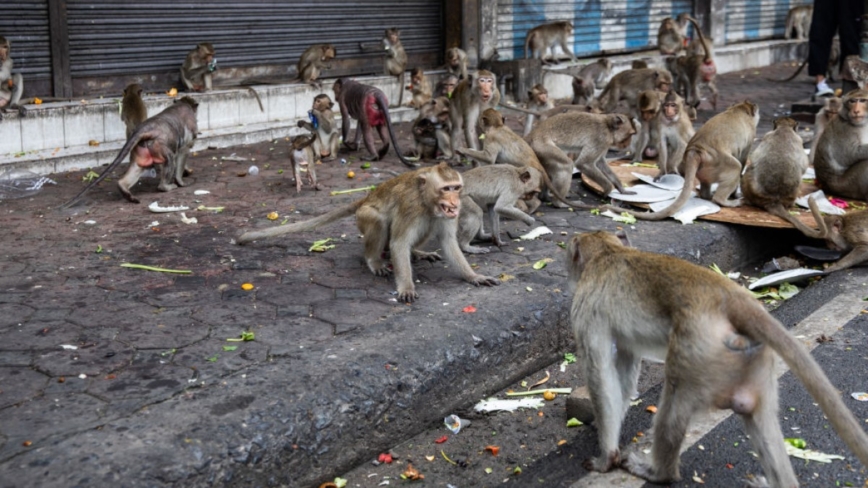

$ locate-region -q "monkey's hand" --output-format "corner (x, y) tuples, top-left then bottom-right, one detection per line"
(397, 287), (419, 303)
(412, 250), (442, 262)
(467, 274), (500, 287)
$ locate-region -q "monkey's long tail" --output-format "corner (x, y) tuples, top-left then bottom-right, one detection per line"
(768, 58), (807, 83)
(236, 200), (363, 245)
(766, 203), (824, 239)
(542, 173), (599, 210)
(60, 131), (150, 208)
(604, 149), (700, 220)
(376, 92), (419, 168)
(732, 301), (868, 469)
(686, 18), (712, 64)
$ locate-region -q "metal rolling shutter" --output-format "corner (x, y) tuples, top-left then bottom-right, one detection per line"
(496, 0), (694, 60)
(65, 0), (444, 95)
(725, 0), (813, 44)
(0, 0), (52, 90)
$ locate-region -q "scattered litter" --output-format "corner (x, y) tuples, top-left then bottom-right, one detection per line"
(761, 256), (801, 274)
(179, 213), (197, 224)
(543, 390), (557, 401)
(474, 397), (544, 413)
(59, 344), (78, 350)
(400, 464), (424, 481)
(566, 418), (583, 427)
(378, 453), (393, 464)
(193, 190), (210, 195)
(434, 435), (448, 444)
(196, 205), (225, 213)
(599, 210), (637, 225)
(484, 445), (500, 456)
(221, 153), (248, 162)
(528, 370), (551, 390)
(518, 226), (553, 240)
(785, 438), (806, 449)
(609, 184), (682, 203)
(649, 197), (720, 224)
(248, 165), (259, 176)
(532, 258), (552, 270)
(241, 283), (254, 291)
(646, 405), (658, 413)
(444, 414), (470, 434)
(78, 374), (87, 379)
(83, 220), (97, 225)
(462, 305), (477, 313)
(794, 245), (842, 262)
(632, 172), (684, 191)
(852, 392), (868, 401)
(267, 212), (279, 220)
(148, 201), (190, 213)
(227, 331), (255, 342)
(330, 185), (376, 196)
(784, 443), (845, 463)
(0, 170), (56, 200)
(148, 221), (159, 227)
(425, 455), (435, 461)
(795, 190), (846, 216)
(309, 238), (335, 252)
(120, 263), (192, 274)
(748, 269), (824, 290)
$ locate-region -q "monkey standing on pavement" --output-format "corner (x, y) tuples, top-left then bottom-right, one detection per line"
(566, 231), (868, 485)
(237, 162), (500, 303)
(524, 21), (578, 64)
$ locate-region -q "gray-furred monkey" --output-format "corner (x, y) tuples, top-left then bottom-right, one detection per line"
(0, 36), (23, 108)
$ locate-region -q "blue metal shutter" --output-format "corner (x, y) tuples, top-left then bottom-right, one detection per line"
(725, 0), (813, 43)
(496, 0), (694, 60)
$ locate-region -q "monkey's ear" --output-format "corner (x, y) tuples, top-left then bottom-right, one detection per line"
(608, 116), (625, 130)
(417, 174), (428, 188)
(519, 170), (532, 183)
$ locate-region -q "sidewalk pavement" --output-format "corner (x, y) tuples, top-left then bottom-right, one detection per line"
(0, 61), (818, 487)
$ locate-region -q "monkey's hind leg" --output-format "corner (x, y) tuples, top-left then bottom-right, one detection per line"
(581, 335), (626, 473)
(375, 124), (391, 160)
(117, 164), (146, 204)
(827, 245), (868, 273)
(357, 204), (391, 277)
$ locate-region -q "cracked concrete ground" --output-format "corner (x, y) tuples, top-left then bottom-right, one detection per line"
(0, 61), (818, 487)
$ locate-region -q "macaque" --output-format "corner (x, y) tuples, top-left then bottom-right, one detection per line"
(804, 197), (868, 272)
(664, 18), (718, 109)
(287, 129), (320, 193)
(180, 42), (216, 92)
(607, 100), (759, 220)
(458, 108), (596, 210)
(814, 89), (868, 201)
(63, 97), (199, 206)
(297, 44), (336, 88)
(524, 21), (578, 64)
(444, 47), (468, 80)
(435, 73), (459, 98)
(631, 90), (663, 162)
(572, 76), (594, 106)
(785, 5), (812, 40)
(596, 68), (673, 117)
(528, 111), (636, 199)
(236, 162), (500, 302)
(449, 70), (501, 155)
(0, 36), (24, 109)
(457, 165), (540, 253)
(405, 67), (432, 108)
(845, 55), (868, 89)
(303, 94), (339, 161)
(120, 83), (147, 139)
(631, 59), (649, 69)
(523, 84), (554, 136)
(809, 96), (841, 164)
(383, 28), (408, 106)
(565, 231), (868, 484)
(741, 117), (819, 236)
(653, 90), (695, 175)
(408, 96), (451, 160)
(333, 78), (416, 168)
(657, 13), (690, 55)
(577, 58), (613, 87)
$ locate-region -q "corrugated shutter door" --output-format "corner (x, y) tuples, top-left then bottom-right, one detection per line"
(725, 0), (813, 43)
(496, 0), (693, 60)
(0, 0), (51, 83)
(66, 1), (443, 94)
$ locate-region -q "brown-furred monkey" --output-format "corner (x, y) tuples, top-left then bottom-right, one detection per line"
(0, 36), (24, 109)
(180, 42), (215, 92)
(449, 70), (501, 156)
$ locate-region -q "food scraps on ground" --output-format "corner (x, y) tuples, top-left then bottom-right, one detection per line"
(401, 464), (424, 481)
(148, 201), (191, 213)
(566, 418), (583, 427)
(528, 370), (551, 390)
(378, 453), (393, 464)
(646, 405), (658, 413)
(505, 387), (571, 397)
(542, 390), (557, 401)
(227, 331), (255, 342)
(474, 397), (545, 413)
(484, 445), (499, 456)
(330, 185), (376, 196)
(462, 305), (477, 313)
(241, 283), (254, 290)
(120, 263), (192, 274)
(434, 435), (448, 444)
(309, 238), (335, 252)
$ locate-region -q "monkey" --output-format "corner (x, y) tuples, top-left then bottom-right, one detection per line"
(236, 162), (500, 302)
(382, 28), (408, 106)
(457, 165), (541, 253)
(741, 117), (822, 237)
(524, 21), (578, 65)
(845, 55), (868, 89)
(408, 96), (452, 160)
(297, 44), (336, 88)
(813, 89), (868, 201)
(664, 18), (718, 110)
(595, 68), (673, 117)
(606, 100), (759, 220)
(458, 108), (600, 211)
(784, 5), (812, 40)
(405, 67), (432, 108)
(444, 47), (468, 80)
(577, 58), (613, 87)
(180, 42), (216, 92)
(120, 83), (148, 139)
(528, 110), (636, 200)
(63, 97), (199, 206)
(523, 83), (554, 136)
(809, 96), (842, 165)
(333, 78), (416, 168)
(286, 126), (320, 193)
(572, 76), (595, 106)
(653, 90), (696, 175)
(631, 59), (648, 70)
(537, 103), (602, 122)
(0, 36), (24, 109)
(802, 197), (868, 273)
(449, 70), (501, 155)
(657, 13), (690, 55)
(564, 231), (868, 484)
(631, 90), (664, 162)
(434, 73), (459, 98)
(303, 94), (339, 161)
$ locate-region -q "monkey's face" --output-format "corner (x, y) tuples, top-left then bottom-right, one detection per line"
(536, 92), (548, 104)
(313, 96), (333, 111)
(662, 102), (679, 120)
(323, 46), (336, 61)
(476, 77), (495, 103)
(433, 183), (462, 219)
(641, 107), (658, 122)
(443, 79), (457, 96)
(0, 43), (8, 62)
(845, 97), (868, 125)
